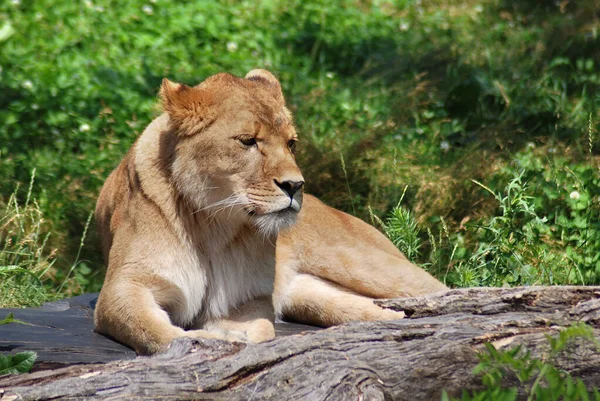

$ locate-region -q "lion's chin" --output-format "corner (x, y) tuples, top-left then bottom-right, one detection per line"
(251, 208), (299, 237)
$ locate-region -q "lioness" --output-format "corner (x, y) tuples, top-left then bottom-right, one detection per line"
(95, 69), (447, 355)
(95, 70), (303, 354)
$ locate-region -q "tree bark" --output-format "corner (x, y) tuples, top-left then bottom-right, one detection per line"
(1, 286), (600, 401)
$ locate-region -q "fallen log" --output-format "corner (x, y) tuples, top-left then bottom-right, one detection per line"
(1, 286), (600, 401)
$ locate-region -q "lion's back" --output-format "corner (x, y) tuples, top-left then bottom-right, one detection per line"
(95, 151), (135, 263)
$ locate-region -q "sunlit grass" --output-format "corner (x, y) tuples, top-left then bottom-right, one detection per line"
(0, 170), (57, 307)
(0, 171), (92, 307)
(0, 0), (598, 298)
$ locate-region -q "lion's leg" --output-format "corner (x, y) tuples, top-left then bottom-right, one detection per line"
(276, 273), (405, 327)
(95, 281), (188, 355)
(300, 251), (448, 299)
(204, 296), (276, 343)
(94, 280), (248, 355)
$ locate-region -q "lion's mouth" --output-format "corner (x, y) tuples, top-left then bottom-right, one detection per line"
(247, 206), (297, 217)
(245, 198), (301, 217)
(288, 198), (301, 212)
(273, 206), (298, 215)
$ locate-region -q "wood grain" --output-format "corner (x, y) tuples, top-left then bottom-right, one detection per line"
(1, 287), (599, 400)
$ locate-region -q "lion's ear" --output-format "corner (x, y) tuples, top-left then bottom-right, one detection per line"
(245, 69), (284, 104)
(159, 78), (191, 115)
(159, 78), (214, 134)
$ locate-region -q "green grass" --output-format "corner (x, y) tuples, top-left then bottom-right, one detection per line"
(0, 171), (57, 307)
(384, 159), (600, 287)
(0, 0), (598, 297)
(0, 171), (91, 307)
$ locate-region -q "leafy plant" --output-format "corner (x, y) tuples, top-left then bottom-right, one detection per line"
(442, 324), (600, 401)
(383, 157), (599, 288)
(0, 314), (37, 376)
(377, 186), (422, 262)
(459, 174), (552, 287)
(0, 351), (37, 376)
(0, 312), (30, 326)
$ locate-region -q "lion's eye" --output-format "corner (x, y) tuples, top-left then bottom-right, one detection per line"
(288, 140), (297, 153)
(239, 137), (257, 147)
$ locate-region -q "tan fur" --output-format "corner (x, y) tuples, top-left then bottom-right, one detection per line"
(95, 69), (447, 355)
(274, 194), (448, 327)
(95, 69), (303, 355)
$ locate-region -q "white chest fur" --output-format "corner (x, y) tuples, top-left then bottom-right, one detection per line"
(155, 222), (276, 328)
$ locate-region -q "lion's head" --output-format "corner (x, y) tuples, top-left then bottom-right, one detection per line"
(158, 69), (304, 236)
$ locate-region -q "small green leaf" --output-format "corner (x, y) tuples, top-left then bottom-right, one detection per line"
(0, 351), (37, 375)
(0, 313), (15, 325)
(0, 22), (15, 43)
(0, 313), (32, 326)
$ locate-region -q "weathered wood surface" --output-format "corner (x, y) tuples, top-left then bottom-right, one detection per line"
(0, 294), (137, 369)
(1, 286), (600, 401)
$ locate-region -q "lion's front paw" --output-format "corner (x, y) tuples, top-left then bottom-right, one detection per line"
(379, 308), (405, 321)
(183, 328), (249, 343)
(222, 329), (249, 343)
(245, 319), (275, 343)
(205, 328), (250, 343)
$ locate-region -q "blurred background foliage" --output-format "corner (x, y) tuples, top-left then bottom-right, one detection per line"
(0, 0), (599, 302)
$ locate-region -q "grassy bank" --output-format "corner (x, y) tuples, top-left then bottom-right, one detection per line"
(1, 0), (599, 303)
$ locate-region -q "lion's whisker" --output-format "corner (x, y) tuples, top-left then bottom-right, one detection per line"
(192, 190), (247, 215)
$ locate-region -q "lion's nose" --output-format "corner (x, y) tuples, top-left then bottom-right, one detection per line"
(274, 179), (304, 199)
